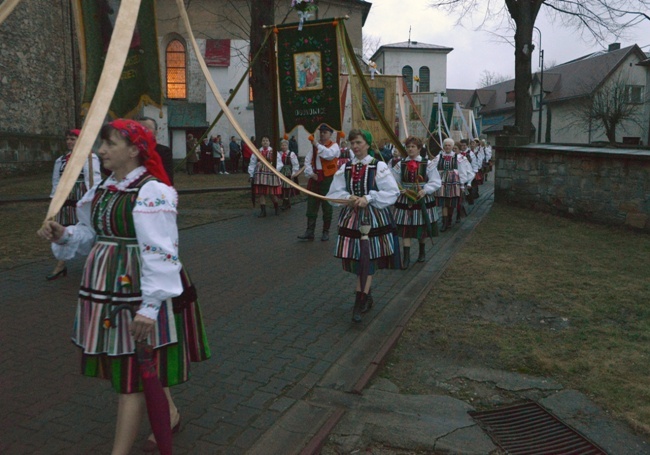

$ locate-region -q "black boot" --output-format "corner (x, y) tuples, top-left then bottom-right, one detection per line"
(361, 290), (374, 314)
(321, 220), (331, 241)
(440, 216), (448, 232)
(352, 291), (365, 323)
(273, 201), (279, 216)
(281, 198), (290, 210)
(297, 219), (316, 240)
(257, 205), (267, 218)
(401, 246), (410, 270)
(417, 242), (426, 262)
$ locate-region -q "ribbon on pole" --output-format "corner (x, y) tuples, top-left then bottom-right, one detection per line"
(44, 0), (142, 222)
(0, 0), (22, 26)
(174, 0), (346, 204)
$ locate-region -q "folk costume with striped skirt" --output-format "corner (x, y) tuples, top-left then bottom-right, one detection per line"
(52, 167), (210, 394)
(392, 156), (442, 239)
(434, 152), (472, 208)
(248, 146), (282, 196)
(327, 155), (400, 274)
(51, 151), (101, 226)
(279, 149), (300, 198)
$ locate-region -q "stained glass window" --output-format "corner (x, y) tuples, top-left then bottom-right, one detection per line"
(166, 40), (187, 99)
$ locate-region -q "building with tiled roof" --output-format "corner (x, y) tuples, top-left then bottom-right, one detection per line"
(459, 44), (649, 145)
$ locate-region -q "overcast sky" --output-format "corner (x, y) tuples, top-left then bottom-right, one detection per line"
(362, 0), (650, 89)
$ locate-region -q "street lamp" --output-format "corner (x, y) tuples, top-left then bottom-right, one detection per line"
(534, 26), (544, 143)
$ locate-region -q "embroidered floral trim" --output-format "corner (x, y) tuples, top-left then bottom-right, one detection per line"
(100, 167), (147, 192)
(136, 192), (177, 210)
(142, 243), (179, 264)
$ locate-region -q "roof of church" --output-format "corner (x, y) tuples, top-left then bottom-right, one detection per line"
(378, 41), (453, 52)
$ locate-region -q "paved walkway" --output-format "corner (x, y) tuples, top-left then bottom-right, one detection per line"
(1, 184), (494, 454)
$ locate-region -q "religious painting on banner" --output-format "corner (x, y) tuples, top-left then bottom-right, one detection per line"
(276, 20), (341, 134)
(76, 0), (162, 119)
(429, 102), (455, 137)
(351, 75), (398, 147)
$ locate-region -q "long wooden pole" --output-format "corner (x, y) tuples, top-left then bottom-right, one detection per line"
(44, 0), (141, 222)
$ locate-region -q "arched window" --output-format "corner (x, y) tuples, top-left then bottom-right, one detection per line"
(402, 65), (413, 92)
(419, 66), (430, 92)
(166, 40), (187, 99)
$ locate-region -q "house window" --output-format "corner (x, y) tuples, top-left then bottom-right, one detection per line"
(166, 40), (187, 99)
(418, 66), (430, 92)
(625, 85), (644, 104)
(402, 65), (413, 92)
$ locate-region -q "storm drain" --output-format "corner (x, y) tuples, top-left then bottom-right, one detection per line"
(469, 401), (607, 454)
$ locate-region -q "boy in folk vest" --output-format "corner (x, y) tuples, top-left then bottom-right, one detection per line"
(298, 124), (341, 241)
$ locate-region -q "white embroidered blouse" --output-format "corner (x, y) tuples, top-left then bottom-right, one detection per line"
(327, 155), (400, 209)
(51, 166), (182, 321)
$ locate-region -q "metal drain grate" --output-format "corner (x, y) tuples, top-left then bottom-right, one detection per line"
(469, 401), (607, 454)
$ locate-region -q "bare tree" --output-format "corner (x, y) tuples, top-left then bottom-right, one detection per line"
(477, 69), (510, 87)
(564, 75), (646, 144)
(429, 0), (650, 139)
(364, 34), (382, 61)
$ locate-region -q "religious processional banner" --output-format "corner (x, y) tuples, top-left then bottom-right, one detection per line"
(276, 19), (341, 134)
(76, 0), (162, 119)
(429, 102), (455, 137)
(351, 75), (398, 145)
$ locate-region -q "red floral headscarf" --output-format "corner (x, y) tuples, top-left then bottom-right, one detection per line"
(109, 119), (171, 186)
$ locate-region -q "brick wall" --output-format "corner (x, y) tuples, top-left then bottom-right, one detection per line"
(495, 144), (650, 231)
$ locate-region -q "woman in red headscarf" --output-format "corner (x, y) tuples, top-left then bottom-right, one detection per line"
(37, 119), (210, 454)
(46, 128), (101, 280)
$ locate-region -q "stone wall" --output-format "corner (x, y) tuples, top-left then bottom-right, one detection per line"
(495, 144), (650, 231)
(0, 0), (78, 165)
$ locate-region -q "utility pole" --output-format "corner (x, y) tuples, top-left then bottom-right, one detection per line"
(534, 27), (544, 143)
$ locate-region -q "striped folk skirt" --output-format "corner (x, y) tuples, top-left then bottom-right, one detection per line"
(394, 193), (439, 239)
(74, 237), (211, 394)
(334, 205), (397, 274)
(280, 164), (299, 197)
(435, 169), (461, 207)
(55, 178), (87, 226)
(253, 162), (282, 196)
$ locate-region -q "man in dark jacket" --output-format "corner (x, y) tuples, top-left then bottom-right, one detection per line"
(140, 117), (174, 185)
(229, 136), (241, 173)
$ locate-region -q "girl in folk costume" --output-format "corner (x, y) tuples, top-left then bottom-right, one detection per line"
(470, 138), (486, 198)
(46, 128), (101, 280)
(391, 136), (442, 269)
(480, 139), (493, 181)
(435, 138), (474, 232)
(37, 120), (210, 454)
(327, 129), (400, 323)
(248, 136), (282, 217)
(278, 139), (300, 210)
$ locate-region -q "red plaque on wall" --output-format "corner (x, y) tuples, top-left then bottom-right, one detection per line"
(205, 39), (231, 67)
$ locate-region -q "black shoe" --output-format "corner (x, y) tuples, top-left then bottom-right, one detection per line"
(417, 243), (426, 262)
(352, 292), (365, 323)
(401, 246), (410, 270)
(257, 205), (267, 218)
(321, 231), (329, 241)
(298, 220), (316, 241)
(361, 292), (374, 313)
(46, 267), (67, 281)
(440, 217), (448, 232)
(274, 203), (279, 216)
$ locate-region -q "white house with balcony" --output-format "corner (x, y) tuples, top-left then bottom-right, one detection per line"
(370, 40), (453, 94)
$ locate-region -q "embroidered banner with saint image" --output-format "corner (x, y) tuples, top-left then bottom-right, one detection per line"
(276, 20), (341, 134)
(76, 0), (162, 119)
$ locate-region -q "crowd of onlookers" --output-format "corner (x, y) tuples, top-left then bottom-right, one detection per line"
(184, 134), (300, 176)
